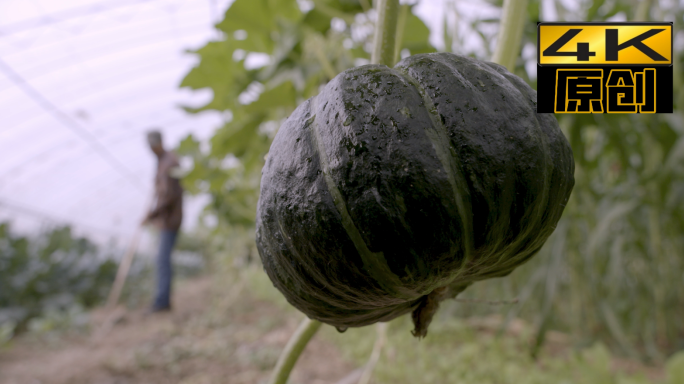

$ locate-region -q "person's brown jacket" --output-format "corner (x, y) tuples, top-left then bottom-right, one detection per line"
(147, 151), (183, 231)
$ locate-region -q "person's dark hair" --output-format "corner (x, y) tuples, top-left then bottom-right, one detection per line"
(147, 130), (163, 147)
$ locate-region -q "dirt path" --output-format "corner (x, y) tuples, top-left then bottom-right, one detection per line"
(0, 277), (357, 384)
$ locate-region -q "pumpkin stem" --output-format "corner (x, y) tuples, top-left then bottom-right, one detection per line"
(411, 286), (449, 338)
(371, 0), (400, 66)
(491, 0), (528, 71)
(267, 317), (322, 384)
(392, 4), (410, 64)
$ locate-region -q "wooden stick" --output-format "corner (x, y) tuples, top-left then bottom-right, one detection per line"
(105, 226), (143, 310)
(105, 195), (153, 311)
(92, 225), (144, 341)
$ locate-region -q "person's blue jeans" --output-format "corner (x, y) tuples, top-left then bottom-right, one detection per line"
(153, 229), (178, 309)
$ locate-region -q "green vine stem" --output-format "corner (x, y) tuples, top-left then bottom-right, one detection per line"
(492, 0), (528, 70)
(393, 4), (410, 64)
(267, 2), (402, 383)
(371, 0), (400, 66)
(267, 317), (322, 384)
(311, 34), (338, 80)
(634, 0), (653, 21)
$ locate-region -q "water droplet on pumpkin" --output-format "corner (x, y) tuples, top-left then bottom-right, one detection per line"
(336, 326), (348, 333)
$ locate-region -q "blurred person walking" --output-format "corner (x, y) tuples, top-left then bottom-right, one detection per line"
(142, 130), (183, 312)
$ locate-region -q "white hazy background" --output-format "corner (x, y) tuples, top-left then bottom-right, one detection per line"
(0, 0), (572, 249)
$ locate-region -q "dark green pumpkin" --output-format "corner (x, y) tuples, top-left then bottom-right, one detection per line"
(256, 52), (574, 336)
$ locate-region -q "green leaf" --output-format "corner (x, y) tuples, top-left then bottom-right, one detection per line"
(302, 0), (363, 33)
(580, 343), (614, 383)
(216, 0), (302, 53)
(210, 114), (267, 158)
(310, 0), (359, 24)
(302, 8), (335, 33)
(667, 351), (684, 384)
(400, 11), (435, 55)
(217, 0), (301, 34)
(177, 134), (201, 156)
(245, 81), (297, 114)
(180, 40), (256, 112)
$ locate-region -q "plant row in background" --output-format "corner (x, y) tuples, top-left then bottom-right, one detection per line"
(0, 222), (209, 343)
(0, 223), (117, 341)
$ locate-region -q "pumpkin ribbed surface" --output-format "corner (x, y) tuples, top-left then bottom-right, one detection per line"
(255, 52), (574, 335)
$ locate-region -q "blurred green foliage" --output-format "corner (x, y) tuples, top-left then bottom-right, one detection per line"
(179, 0), (684, 362)
(0, 223), (117, 338)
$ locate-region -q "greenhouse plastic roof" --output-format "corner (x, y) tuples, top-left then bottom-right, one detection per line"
(0, 0), (233, 242)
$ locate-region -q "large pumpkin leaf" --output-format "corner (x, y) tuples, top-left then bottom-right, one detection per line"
(210, 114), (266, 159)
(180, 40), (256, 112)
(216, 0), (301, 53)
(400, 11), (435, 55)
(244, 81), (297, 114)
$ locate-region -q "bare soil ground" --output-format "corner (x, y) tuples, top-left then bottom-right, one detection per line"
(0, 274), (667, 384)
(0, 277), (356, 384)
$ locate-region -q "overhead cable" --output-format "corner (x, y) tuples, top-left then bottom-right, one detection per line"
(0, 198), (129, 238)
(0, 0), (161, 36)
(0, 57), (144, 191)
